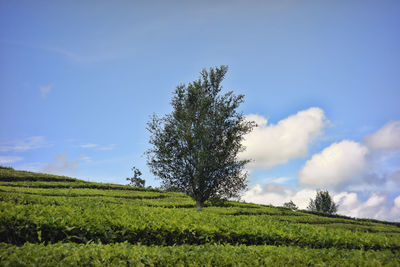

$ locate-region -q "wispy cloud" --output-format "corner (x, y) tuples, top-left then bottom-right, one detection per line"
(80, 143), (99, 148)
(270, 177), (293, 184)
(0, 39), (124, 64)
(0, 136), (48, 152)
(79, 153), (92, 162)
(40, 85), (53, 98)
(98, 144), (116, 151)
(79, 143), (116, 151)
(42, 153), (79, 176)
(0, 156), (23, 164)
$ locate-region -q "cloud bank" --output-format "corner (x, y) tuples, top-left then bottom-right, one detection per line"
(334, 192), (400, 221)
(242, 183), (400, 221)
(299, 140), (369, 190)
(242, 183), (314, 209)
(240, 107), (327, 169)
(242, 118), (400, 221)
(363, 121), (400, 151)
(298, 121), (400, 191)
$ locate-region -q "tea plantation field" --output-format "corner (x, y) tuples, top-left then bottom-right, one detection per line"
(1, 166), (399, 266)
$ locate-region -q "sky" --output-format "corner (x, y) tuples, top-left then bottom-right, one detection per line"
(1, 1), (399, 221)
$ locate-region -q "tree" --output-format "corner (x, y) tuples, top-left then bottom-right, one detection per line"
(146, 66), (255, 211)
(307, 190), (338, 214)
(283, 200), (298, 211)
(126, 167), (145, 188)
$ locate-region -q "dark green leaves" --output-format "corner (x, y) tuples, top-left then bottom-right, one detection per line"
(308, 190), (338, 214)
(146, 66), (255, 209)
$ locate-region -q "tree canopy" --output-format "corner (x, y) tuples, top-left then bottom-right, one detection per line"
(307, 190), (338, 214)
(146, 66), (255, 210)
(283, 200), (298, 211)
(126, 167), (145, 188)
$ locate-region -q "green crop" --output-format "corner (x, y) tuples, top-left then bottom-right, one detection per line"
(1, 168), (400, 266)
(0, 242), (399, 267)
(1, 192), (399, 249)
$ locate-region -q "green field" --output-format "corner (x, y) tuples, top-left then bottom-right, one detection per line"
(1, 167), (399, 266)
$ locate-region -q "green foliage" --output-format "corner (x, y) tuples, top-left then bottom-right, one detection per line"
(1, 186), (399, 250)
(1, 242), (399, 267)
(146, 66), (255, 210)
(0, 180), (163, 192)
(126, 167), (145, 188)
(0, 168), (79, 182)
(0, 168), (400, 265)
(283, 200), (298, 211)
(0, 166), (14, 170)
(308, 190), (338, 214)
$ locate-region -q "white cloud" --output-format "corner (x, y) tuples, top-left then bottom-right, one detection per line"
(40, 85), (52, 98)
(42, 153), (79, 176)
(243, 184), (399, 221)
(242, 183), (291, 206)
(298, 140), (369, 190)
(291, 189), (317, 209)
(395, 195), (400, 209)
(390, 195), (400, 220)
(79, 143), (115, 150)
(364, 193), (386, 207)
(80, 143), (99, 148)
(297, 121), (400, 192)
(79, 154), (92, 162)
(0, 156), (23, 164)
(240, 107), (327, 169)
(243, 119), (400, 221)
(0, 136), (48, 152)
(242, 183), (314, 209)
(98, 144), (116, 151)
(364, 121), (400, 151)
(334, 192), (399, 221)
(270, 177), (293, 184)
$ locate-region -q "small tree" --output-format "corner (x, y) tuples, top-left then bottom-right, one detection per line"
(283, 200), (298, 211)
(307, 190), (338, 214)
(146, 66), (255, 211)
(126, 167), (145, 188)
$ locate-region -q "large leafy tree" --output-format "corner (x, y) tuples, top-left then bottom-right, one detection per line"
(307, 190), (339, 214)
(146, 66), (255, 211)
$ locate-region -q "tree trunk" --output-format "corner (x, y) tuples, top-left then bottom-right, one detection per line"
(196, 200), (203, 211)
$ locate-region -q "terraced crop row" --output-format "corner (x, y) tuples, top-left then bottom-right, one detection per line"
(1, 169), (400, 266)
(1, 242), (399, 267)
(1, 193), (399, 250)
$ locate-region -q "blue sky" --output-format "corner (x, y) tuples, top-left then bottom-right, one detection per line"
(1, 1), (399, 220)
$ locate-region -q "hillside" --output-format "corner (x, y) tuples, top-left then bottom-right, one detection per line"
(0, 167), (399, 266)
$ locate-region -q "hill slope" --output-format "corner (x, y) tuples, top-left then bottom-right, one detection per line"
(1, 167), (399, 266)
